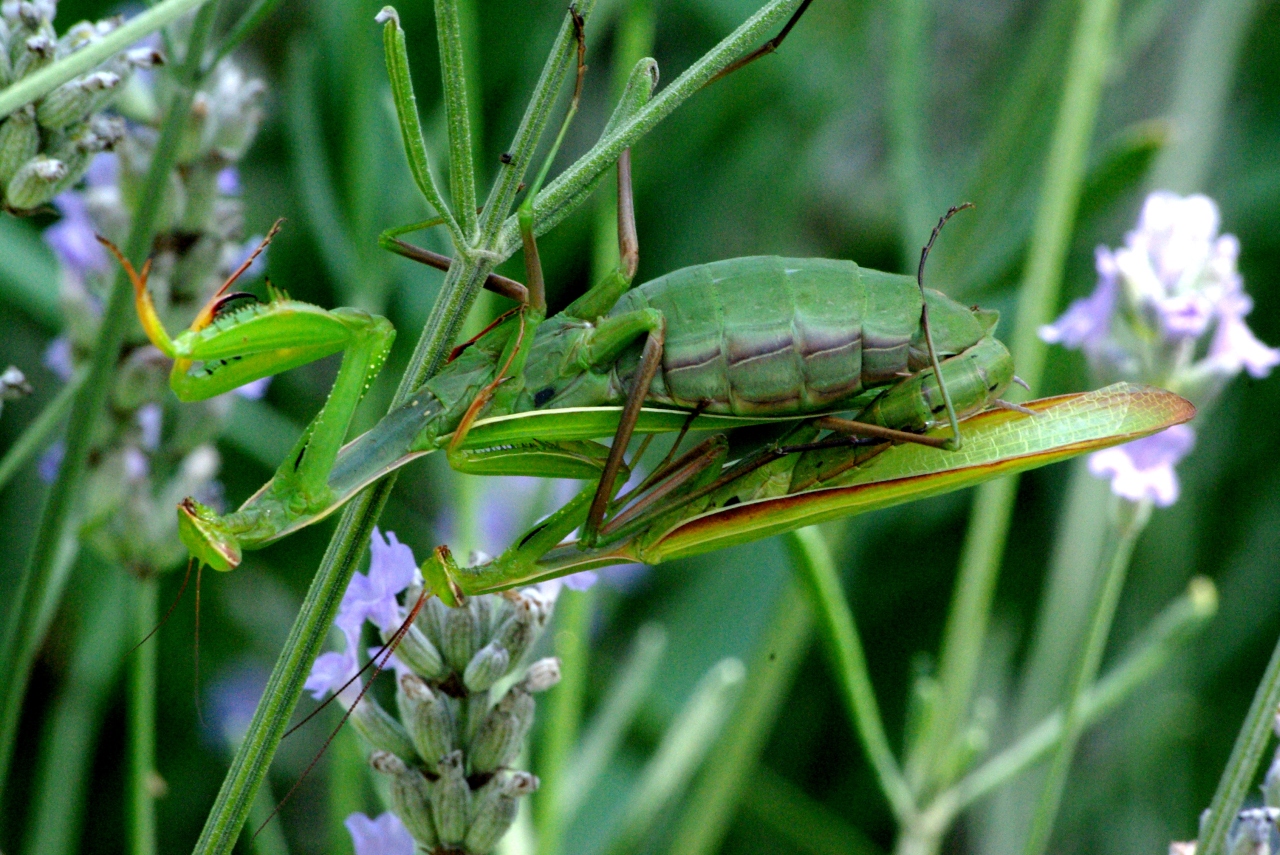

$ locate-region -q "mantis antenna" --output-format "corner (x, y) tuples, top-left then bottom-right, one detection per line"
(917, 202), (976, 450)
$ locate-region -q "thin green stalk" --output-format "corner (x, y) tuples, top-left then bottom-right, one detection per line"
(1022, 498), (1150, 855)
(0, 0), (213, 119)
(741, 765), (886, 855)
(945, 576), (1216, 815)
(666, 570), (815, 855)
(494, 0), (807, 256)
(0, 0), (221, 802)
(789, 527), (916, 823)
(535, 587), (594, 855)
(908, 0), (1122, 796)
(129, 573), (159, 855)
(557, 624), (667, 821)
(434, 0), (478, 238)
(20, 565), (129, 855)
(886, 0), (931, 260)
(1198, 627), (1280, 855)
(1147, 0), (1263, 193)
(212, 0), (287, 66)
(192, 10), (598, 850)
(0, 368), (84, 494)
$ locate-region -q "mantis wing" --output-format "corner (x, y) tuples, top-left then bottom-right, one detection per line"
(522, 383), (1194, 581)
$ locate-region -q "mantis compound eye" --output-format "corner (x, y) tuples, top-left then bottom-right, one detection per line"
(178, 497), (242, 571)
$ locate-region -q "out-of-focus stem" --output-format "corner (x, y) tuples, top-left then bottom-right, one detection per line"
(535, 588), (593, 855)
(128, 573), (160, 855)
(0, 0), (221, 801)
(907, 0), (1122, 798)
(1022, 499), (1150, 855)
(790, 527), (916, 823)
(1199, 623), (1280, 855)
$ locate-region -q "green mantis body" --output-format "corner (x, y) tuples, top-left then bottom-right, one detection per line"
(125, 215), (1013, 571)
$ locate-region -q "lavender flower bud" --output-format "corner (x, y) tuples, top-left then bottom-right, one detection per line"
(397, 674), (455, 769)
(491, 595), (538, 664)
(441, 601), (480, 673)
(389, 623), (446, 680)
(13, 32), (53, 78)
(1227, 809), (1278, 855)
(464, 641), (510, 693)
(0, 106), (38, 187)
(36, 70), (119, 129)
(520, 657), (561, 694)
(430, 750), (470, 845)
(369, 751), (438, 848)
(469, 687), (535, 774)
(349, 697), (417, 763)
(6, 155), (65, 209)
(464, 772), (539, 853)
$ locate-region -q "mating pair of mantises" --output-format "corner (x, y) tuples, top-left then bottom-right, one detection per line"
(107, 3), (1192, 606)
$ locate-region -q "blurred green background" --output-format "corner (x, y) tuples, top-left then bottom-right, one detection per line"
(1, 0), (1278, 852)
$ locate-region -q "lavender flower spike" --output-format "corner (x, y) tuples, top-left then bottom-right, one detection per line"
(345, 812), (416, 855)
(1041, 191), (1278, 507)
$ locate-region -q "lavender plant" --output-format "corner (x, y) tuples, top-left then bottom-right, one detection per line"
(1012, 193), (1279, 854)
(0, 0), (162, 212)
(38, 54), (265, 570)
(1040, 191), (1278, 506)
(306, 528), (559, 855)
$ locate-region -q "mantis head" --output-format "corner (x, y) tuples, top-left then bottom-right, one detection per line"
(178, 497), (242, 572)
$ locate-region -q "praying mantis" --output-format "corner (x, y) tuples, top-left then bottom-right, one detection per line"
(111, 1), (1193, 580)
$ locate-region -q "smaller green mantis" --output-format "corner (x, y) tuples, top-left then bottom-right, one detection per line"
(418, 381), (1195, 604)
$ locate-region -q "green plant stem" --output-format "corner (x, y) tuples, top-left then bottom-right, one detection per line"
(192, 9), (597, 850)
(0, 0), (213, 119)
(535, 587), (594, 855)
(0, 0), (220, 803)
(907, 0), (1121, 797)
(666, 568), (816, 855)
(945, 576), (1215, 814)
(741, 765), (886, 855)
(1198, 622), (1280, 855)
(129, 573), (159, 855)
(493, 0), (807, 255)
(886, 0), (931, 259)
(1022, 498), (1150, 855)
(790, 527), (916, 823)
(0, 368), (84, 494)
(1148, 0), (1264, 192)
(434, 0), (478, 238)
(18, 565), (128, 855)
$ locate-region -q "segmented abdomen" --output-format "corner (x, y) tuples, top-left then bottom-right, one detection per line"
(611, 256), (927, 415)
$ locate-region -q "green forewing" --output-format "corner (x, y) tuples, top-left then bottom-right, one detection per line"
(637, 383), (1194, 562)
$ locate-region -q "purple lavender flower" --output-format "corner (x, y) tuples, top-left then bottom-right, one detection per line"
(216, 167), (240, 195)
(136, 403), (162, 451)
(1088, 424), (1195, 507)
(344, 812), (415, 855)
(42, 337), (74, 382)
(44, 192), (108, 276)
(204, 663), (269, 748)
(304, 623), (361, 702)
(1041, 192), (1278, 506)
(336, 528), (419, 634)
(37, 439), (64, 483)
(1039, 247), (1118, 353)
(232, 376), (271, 400)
